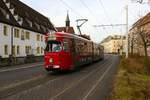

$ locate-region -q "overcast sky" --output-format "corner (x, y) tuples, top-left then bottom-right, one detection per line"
(20, 0), (150, 43)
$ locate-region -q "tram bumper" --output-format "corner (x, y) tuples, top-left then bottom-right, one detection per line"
(46, 65), (60, 69)
(45, 65), (60, 71)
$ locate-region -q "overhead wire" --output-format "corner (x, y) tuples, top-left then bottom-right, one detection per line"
(59, 0), (88, 34)
(97, 0), (114, 31)
(79, 0), (109, 34)
(59, 0), (100, 34)
(97, 0), (119, 34)
(97, 0), (112, 24)
(59, 0), (83, 18)
(79, 0), (96, 19)
(59, 0), (109, 39)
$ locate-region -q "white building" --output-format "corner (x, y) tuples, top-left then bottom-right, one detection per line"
(100, 35), (126, 54)
(0, 0), (55, 65)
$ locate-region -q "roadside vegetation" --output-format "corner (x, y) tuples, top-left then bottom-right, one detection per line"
(110, 54), (150, 100)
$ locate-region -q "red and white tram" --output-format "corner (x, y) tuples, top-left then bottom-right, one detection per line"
(44, 32), (104, 71)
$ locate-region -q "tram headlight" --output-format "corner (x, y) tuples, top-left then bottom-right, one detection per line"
(49, 58), (53, 63)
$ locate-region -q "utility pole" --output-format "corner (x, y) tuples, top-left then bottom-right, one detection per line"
(125, 4), (129, 59)
(120, 29), (123, 56)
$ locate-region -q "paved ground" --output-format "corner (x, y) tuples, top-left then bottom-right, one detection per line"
(0, 54), (120, 100)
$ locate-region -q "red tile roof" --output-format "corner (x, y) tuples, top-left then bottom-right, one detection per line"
(132, 13), (150, 28)
(55, 27), (75, 34)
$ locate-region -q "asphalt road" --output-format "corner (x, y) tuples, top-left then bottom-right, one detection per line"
(0, 54), (120, 100)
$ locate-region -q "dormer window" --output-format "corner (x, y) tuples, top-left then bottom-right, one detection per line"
(43, 22), (47, 26)
(35, 22), (40, 30)
(41, 25), (46, 32)
(6, 2), (10, 9)
(35, 17), (39, 22)
(3, 0), (9, 3)
(10, 8), (14, 15)
(14, 14), (19, 20)
(0, 7), (9, 20)
(29, 22), (32, 27)
(18, 16), (22, 21)
(46, 28), (49, 32)
(3, 0), (7, 3)
(25, 19), (32, 27)
(18, 18), (23, 25)
(6, 14), (9, 19)
(14, 15), (23, 25)
(25, 12), (29, 18)
(10, 4), (14, 9)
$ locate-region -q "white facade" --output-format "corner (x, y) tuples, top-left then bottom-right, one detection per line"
(100, 35), (126, 54)
(101, 39), (126, 53)
(0, 22), (45, 58)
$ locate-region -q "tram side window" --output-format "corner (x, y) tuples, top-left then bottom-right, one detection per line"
(63, 42), (69, 52)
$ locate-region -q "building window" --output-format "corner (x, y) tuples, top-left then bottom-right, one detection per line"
(41, 47), (43, 54)
(21, 30), (25, 40)
(37, 47), (40, 54)
(4, 45), (8, 55)
(41, 35), (43, 41)
(25, 46), (31, 55)
(14, 28), (20, 38)
(6, 14), (10, 20)
(17, 45), (20, 55)
(25, 46), (28, 54)
(37, 34), (40, 41)
(3, 25), (8, 36)
(25, 31), (30, 40)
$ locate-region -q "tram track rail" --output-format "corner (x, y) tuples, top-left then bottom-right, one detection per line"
(0, 55), (112, 100)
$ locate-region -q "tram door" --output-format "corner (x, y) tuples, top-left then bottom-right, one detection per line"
(62, 40), (72, 69)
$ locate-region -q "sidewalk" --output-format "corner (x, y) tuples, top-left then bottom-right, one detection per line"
(0, 62), (44, 73)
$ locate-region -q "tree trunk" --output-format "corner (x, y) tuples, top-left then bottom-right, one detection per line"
(139, 32), (148, 57)
(144, 43), (148, 57)
(131, 38), (134, 54)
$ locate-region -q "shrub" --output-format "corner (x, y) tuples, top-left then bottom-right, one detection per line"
(110, 54), (150, 100)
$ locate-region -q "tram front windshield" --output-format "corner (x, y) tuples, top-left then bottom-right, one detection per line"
(45, 41), (62, 52)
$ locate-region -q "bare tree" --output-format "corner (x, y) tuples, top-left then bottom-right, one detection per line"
(137, 28), (150, 57)
(129, 32), (138, 54)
